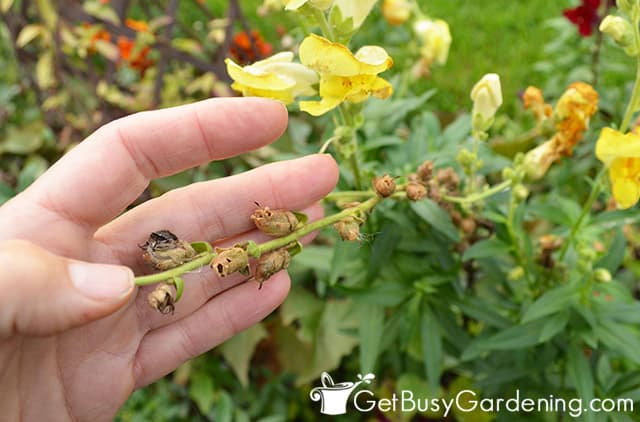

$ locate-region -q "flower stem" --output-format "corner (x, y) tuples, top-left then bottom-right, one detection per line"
(620, 11), (640, 133)
(557, 168), (607, 261)
(134, 197), (383, 286)
(443, 180), (512, 204)
(313, 8), (335, 41)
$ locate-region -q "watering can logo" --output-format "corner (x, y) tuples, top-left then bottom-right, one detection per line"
(309, 372), (375, 415)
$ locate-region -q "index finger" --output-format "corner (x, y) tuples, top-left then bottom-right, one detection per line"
(24, 97), (288, 230)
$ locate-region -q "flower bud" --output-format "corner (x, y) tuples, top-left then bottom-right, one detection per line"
(334, 215), (362, 241)
(140, 230), (197, 270)
(471, 73), (502, 132)
(147, 283), (176, 314)
(406, 182), (427, 201)
(211, 246), (250, 277)
(417, 160), (434, 181)
(513, 184), (529, 201)
(522, 140), (557, 180)
(251, 204), (301, 237)
(436, 168), (460, 190)
(594, 268), (612, 283)
(460, 218), (477, 234)
(507, 266), (525, 281)
(255, 248), (291, 288)
(373, 174), (396, 197)
(413, 19), (451, 66)
(600, 15), (635, 50)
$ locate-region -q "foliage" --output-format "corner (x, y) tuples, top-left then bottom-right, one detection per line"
(6, 0), (640, 421)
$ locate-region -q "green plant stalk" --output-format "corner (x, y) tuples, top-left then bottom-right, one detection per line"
(506, 189), (533, 286)
(620, 8), (640, 133)
(313, 8), (335, 41)
(133, 196), (382, 286)
(557, 167), (607, 261)
(443, 180), (512, 204)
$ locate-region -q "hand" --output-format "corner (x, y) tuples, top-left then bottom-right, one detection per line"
(0, 98), (338, 420)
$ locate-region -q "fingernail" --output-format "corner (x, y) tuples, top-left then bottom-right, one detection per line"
(69, 262), (134, 300)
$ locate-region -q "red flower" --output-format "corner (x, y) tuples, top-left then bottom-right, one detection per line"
(563, 0), (601, 36)
(229, 30), (273, 65)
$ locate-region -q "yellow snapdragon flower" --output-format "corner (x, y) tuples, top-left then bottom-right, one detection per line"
(596, 128), (640, 209)
(414, 18), (451, 66)
(225, 52), (318, 104)
(298, 34), (393, 116)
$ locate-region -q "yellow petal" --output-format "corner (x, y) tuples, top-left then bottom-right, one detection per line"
(225, 58), (294, 91)
(595, 127), (640, 165)
(354, 46), (393, 74)
(231, 82), (295, 104)
(284, 0), (307, 10)
(299, 96), (342, 115)
(299, 34), (361, 76)
(609, 161), (640, 209)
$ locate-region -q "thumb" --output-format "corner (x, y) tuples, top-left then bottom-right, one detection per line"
(0, 239), (134, 338)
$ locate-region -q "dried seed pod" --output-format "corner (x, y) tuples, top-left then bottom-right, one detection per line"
(211, 246), (250, 277)
(140, 230), (197, 270)
(406, 182), (427, 201)
(417, 160), (434, 181)
(147, 283), (176, 314)
(373, 174), (396, 197)
(334, 216), (362, 241)
(539, 234), (562, 251)
(251, 203), (300, 237)
(436, 168), (460, 190)
(460, 218), (477, 235)
(255, 248), (291, 288)
(427, 179), (441, 202)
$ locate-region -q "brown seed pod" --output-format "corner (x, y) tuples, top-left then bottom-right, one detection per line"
(211, 246), (250, 277)
(251, 203), (300, 237)
(417, 160), (434, 181)
(255, 248), (291, 288)
(427, 179), (441, 202)
(460, 218), (477, 235)
(334, 216), (362, 241)
(436, 168), (460, 190)
(373, 174), (396, 197)
(147, 283), (176, 314)
(406, 182), (427, 201)
(140, 230), (197, 270)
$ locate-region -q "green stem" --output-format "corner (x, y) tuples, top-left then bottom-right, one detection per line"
(340, 103), (364, 190)
(557, 168), (607, 261)
(443, 180), (512, 204)
(621, 55), (640, 133)
(134, 197), (382, 286)
(312, 8), (335, 41)
(255, 196), (381, 255)
(506, 188), (533, 286)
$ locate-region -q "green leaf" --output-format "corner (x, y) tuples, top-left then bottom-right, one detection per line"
(188, 372), (215, 415)
(171, 276), (184, 301)
(521, 281), (581, 323)
(1, 123), (45, 155)
(539, 310), (570, 342)
(35, 0), (57, 28)
(0, 0), (15, 13)
(190, 241), (213, 254)
(329, 240), (360, 286)
(421, 305), (443, 392)
(462, 319), (549, 360)
(292, 210), (308, 224)
(411, 199), (460, 242)
(367, 223), (401, 281)
(36, 50), (55, 89)
(462, 237), (510, 261)
(455, 297), (511, 329)
(358, 303), (384, 373)
(213, 391), (233, 422)
(219, 323), (267, 386)
(0, 181), (15, 205)
(567, 342), (595, 422)
(286, 241), (304, 257)
(596, 228), (625, 273)
(83, 0), (120, 25)
(16, 25), (43, 48)
(17, 155), (48, 191)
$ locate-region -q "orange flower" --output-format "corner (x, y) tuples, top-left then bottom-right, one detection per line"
(523, 82), (598, 179)
(522, 86), (552, 122)
(229, 30), (273, 65)
(125, 18), (149, 33)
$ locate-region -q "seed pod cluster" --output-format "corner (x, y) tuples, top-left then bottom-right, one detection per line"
(140, 230), (197, 270)
(334, 215), (363, 241)
(251, 203), (301, 237)
(147, 283), (177, 315)
(211, 246), (250, 277)
(255, 248), (291, 289)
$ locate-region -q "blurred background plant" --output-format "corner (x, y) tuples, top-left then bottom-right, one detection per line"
(7, 0), (640, 421)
